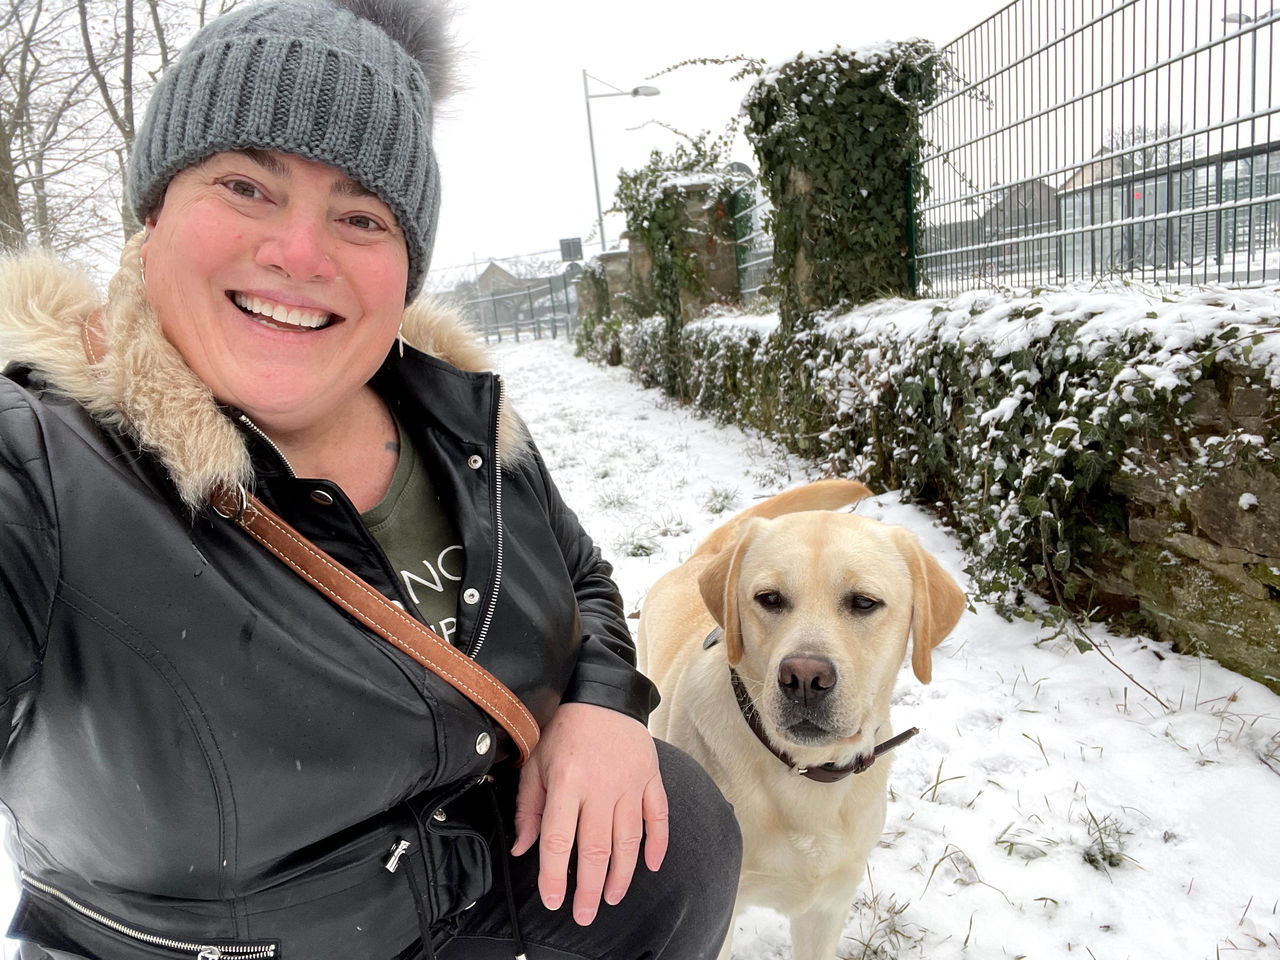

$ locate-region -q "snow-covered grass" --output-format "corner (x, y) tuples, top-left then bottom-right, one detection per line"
(495, 332), (1280, 960)
(3, 305), (1274, 960)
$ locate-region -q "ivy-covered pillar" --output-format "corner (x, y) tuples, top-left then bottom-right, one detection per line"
(743, 41), (944, 332)
(613, 132), (740, 400)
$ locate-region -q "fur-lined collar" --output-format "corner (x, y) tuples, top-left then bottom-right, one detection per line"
(0, 234), (529, 508)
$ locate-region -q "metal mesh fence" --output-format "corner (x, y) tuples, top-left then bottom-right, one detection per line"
(455, 277), (579, 345)
(917, 0), (1279, 294)
(731, 177), (775, 300)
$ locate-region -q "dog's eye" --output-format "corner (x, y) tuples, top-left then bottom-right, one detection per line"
(754, 590), (788, 612)
(844, 593), (882, 613)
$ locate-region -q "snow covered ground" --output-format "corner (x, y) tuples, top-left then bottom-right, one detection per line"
(2, 303), (1276, 960)
(493, 332), (1280, 960)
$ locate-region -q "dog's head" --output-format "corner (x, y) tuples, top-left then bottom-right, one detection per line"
(696, 511), (965, 767)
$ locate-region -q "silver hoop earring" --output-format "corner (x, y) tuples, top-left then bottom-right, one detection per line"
(139, 228), (151, 286)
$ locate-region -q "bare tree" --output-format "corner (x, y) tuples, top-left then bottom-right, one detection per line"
(0, 117), (24, 252)
(1, 0), (237, 261)
(500, 255), (565, 281)
(1103, 124), (1203, 173)
(0, 0), (43, 252)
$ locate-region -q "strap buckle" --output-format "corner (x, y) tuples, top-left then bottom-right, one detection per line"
(211, 484), (248, 520)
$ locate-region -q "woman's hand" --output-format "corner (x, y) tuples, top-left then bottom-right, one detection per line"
(511, 702), (669, 926)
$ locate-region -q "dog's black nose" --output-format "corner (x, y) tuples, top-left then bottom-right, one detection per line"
(777, 655), (837, 706)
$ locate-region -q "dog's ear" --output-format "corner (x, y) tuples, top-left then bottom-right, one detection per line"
(696, 520), (760, 665)
(890, 527), (966, 683)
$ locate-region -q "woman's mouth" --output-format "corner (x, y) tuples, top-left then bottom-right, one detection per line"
(231, 292), (337, 330)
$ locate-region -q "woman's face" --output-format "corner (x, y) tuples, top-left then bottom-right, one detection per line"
(141, 149), (410, 438)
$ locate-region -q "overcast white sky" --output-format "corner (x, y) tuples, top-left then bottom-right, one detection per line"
(426, 0), (1006, 289)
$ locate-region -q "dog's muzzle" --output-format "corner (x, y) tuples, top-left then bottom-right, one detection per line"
(775, 654), (841, 741)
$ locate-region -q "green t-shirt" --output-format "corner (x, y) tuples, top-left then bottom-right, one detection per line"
(361, 420), (464, 646)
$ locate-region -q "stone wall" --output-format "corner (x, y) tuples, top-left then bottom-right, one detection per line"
(1102, 366), (1279, 693)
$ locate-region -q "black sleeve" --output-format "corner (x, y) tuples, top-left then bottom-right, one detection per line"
(0, 378), (58, 731)
(525, 444), (659, 724)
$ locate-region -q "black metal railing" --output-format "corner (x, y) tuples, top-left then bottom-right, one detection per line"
(916, 0), (1279, 294)
(456, 277), (579, 345)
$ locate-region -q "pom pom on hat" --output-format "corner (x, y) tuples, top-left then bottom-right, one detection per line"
(334, 0), (460, 102)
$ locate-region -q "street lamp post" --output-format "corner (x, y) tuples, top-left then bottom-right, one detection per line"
(1223, 10), (1259, 122)
(582, 71), (660, 253)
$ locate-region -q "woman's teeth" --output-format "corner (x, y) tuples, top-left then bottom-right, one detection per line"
(233, 293), (332, 329)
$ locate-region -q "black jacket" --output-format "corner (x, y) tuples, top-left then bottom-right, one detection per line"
(0, 245), (657, 959)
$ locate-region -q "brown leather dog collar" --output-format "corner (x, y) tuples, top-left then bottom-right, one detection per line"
(706, 628), (919, 783)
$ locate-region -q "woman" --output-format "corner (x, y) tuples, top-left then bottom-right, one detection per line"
(0, 1), (741, 958)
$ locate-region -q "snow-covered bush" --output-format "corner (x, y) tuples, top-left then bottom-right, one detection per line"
(622, 282), (1280, 683)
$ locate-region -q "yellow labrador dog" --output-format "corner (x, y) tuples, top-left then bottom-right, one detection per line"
(638, 479), (965, 960)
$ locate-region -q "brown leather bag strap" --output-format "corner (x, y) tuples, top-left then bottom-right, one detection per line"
(212, 486), (539, 765)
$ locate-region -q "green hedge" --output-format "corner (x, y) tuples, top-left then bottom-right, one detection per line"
(620, 286), (1280, 624)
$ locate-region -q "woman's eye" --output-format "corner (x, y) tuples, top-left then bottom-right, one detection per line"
(343, 214), (385, 232)
(222, 178), (262, 200)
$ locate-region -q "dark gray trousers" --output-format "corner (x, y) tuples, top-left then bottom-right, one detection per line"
(434, 740), (742, 960)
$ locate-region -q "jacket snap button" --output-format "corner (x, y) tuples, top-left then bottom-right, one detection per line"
(467, 455), (483, 470)
(475, 732), (492, 755)
(309, 489), (335, 506)
(432, 808), (447, 822)
(462, 588), (480, 605)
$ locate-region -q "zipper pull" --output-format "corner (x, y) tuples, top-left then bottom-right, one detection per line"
(197, 949), (222, 960)
(384, 839), (411, 873)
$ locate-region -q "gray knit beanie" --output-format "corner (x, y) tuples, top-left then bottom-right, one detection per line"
(126, 0), (455, 300)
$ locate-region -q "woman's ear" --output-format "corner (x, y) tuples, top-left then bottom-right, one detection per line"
(139, 216), (155, 253)
(143, 194), (164, 236)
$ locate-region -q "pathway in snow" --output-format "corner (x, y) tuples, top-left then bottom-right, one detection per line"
(495, 335), (1280, 960)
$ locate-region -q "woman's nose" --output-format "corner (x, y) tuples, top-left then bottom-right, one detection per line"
(254, 213), (338, 282)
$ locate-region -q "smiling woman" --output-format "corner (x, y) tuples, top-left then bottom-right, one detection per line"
(141, 150), (410, 504)
(0, 1), (741, 958)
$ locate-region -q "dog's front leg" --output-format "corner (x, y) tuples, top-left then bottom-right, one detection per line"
(788, 902), (849, 960)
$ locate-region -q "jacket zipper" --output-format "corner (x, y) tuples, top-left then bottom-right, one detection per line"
(20, 872), (277, 959)
(466, 376), (505, 660)
(236, 414), (296, 478)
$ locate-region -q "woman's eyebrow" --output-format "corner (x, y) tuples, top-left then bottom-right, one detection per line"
(238, 147), (289, 177)
(331, 177), (378, 200)
(234, 149), (373, 200)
